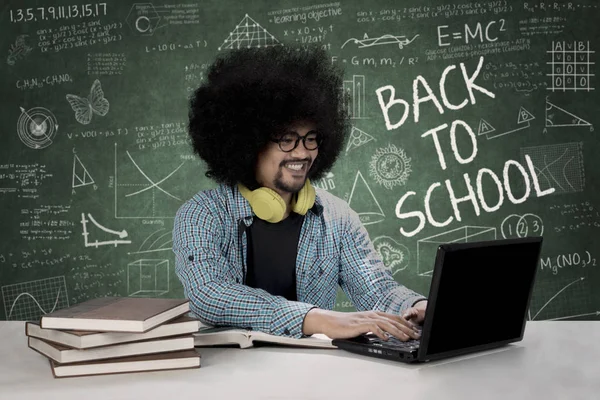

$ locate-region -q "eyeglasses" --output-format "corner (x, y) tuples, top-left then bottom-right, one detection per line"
(270, 131), (322, 152)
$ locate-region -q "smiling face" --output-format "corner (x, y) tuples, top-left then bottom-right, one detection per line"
(255, 120), (319, 203)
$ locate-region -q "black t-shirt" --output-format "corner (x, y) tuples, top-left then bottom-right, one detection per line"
(245, 212), (305, 301)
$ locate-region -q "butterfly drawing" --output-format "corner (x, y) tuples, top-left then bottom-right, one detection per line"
(66, 79), (110, 125)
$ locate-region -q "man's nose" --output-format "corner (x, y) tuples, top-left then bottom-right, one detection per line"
(291, 140), (311, 158)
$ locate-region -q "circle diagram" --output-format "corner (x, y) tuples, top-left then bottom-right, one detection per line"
(369, 143), (412, 189)
(17, 106), (58, 149)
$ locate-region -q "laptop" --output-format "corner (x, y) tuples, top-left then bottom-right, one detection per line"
(332, 236), (543, 363)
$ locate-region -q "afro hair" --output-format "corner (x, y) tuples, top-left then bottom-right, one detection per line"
(187, 43), (350, 190)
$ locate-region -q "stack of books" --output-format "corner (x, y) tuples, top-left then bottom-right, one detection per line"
(25, 296), (202, 378)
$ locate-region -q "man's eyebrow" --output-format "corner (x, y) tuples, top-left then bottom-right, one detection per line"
(283, 129), (319, 135)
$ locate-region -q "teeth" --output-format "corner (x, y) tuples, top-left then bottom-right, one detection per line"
(285, 163), (303, 171)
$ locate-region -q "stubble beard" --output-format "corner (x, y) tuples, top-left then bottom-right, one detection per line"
(274, 169), (306, 194)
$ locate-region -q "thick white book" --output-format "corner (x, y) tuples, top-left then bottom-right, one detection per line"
(39, 296), (190, 333)
(50, 349), (201, 378)
(26, 315), (202, 349)
(193, 327), (337, 349)
(28, 334), (195, 364)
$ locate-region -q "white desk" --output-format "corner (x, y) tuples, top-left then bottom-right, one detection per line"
(0, 321), (598, 400)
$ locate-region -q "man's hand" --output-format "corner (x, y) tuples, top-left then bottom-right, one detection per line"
(302, 308), (421, 342)
(402, 300), (427, 325)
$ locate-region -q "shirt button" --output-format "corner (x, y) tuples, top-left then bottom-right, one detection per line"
(283, 328), (290, 335)
(236, 278), (240, 283)
(188, 255), (194, 261)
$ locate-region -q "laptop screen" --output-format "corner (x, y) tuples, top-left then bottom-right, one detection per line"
(421, 238), (541, 359)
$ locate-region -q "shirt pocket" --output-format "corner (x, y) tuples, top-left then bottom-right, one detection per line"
(308, 254), (339, 287)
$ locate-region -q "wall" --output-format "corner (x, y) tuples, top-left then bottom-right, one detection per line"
(1, 0), (598, 322)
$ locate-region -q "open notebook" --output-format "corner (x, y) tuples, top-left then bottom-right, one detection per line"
(193, 326), (337, 349)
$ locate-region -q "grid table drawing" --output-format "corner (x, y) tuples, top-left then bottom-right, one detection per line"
(547, 41), (595, 92)
(1, 276), (69, 321)
(520, 142), (585, 195)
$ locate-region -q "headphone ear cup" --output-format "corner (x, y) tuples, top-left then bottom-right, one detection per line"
(247, 187), (286, 223)
(292, 179), (316, 215)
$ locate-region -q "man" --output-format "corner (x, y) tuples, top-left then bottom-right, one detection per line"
(173, 43), (427, 342)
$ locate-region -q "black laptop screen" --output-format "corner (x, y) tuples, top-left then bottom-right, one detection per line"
(422, 239), (541, 358)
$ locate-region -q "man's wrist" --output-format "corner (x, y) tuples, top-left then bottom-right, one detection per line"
(412, 298), (427, 307)
(302, 307), (325, 336)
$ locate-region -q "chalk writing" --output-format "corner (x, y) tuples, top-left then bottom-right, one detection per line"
(540, 251), (596, 275)
(283, 24), (333, 48)
(483, 61), (546, 94)
(37, 20), (123, 53)
(523, 2), (594, 13)
(519, 16), (566, 36)
(16, 74), (73, 90)
(126, 3), (200, 36)
(550, 201), (600, 233)
(437, 19), (507, 47)
(66, 128), (129, 140)
(87, 52), (126, 75)
(425, 38), (531, 62)
(0, 164), (53, 199)
(269, 3), (343, 24)
(8, 3), (108, 23)
(134, 122), (188, 150)
(144, 40), (206, 53)
(19, 205), (73, 241)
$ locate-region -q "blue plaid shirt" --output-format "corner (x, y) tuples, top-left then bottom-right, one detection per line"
(172, 184), (426, 339)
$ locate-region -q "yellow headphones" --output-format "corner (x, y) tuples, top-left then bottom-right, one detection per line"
(238, 179), (316, 223)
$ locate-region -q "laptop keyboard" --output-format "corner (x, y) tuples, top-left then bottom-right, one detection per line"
(362, 328), (422, 351)
(371, 336), (420, 349)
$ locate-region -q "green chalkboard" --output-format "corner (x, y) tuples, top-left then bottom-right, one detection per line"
(1, 0), (599, 322)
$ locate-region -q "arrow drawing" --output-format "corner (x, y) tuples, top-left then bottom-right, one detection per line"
(81, 213), (131, 248)
(546, 311), (600, 321)
(531, 277), (584, 320)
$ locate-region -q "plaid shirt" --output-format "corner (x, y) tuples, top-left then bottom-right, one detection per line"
(173, 184), (426, 339)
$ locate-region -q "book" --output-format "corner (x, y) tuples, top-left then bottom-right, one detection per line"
(39, 296), (190, 333)
(26, 315), (202, 349)
(193, 327), (337, 349)
(49, 349), (201, 378)
(28, 334), (195, 364)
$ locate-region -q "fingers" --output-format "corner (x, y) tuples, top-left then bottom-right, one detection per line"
(374, 310), (418, 329)
(402, 308), (419, 322)
(367, 313), (421, 342)
(381, 318), (421, 341)
(368, 323), (388, 341)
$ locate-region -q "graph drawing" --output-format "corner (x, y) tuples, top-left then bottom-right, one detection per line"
(520, 142), (585, 195)
(81, 212), (132, 248)
(114, 143), (188, 219)
(127, 228), (173, 255)
(2, 276), (69, 321)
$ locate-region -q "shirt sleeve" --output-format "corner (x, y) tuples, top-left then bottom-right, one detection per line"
(172, 200), (316, 339)
(338, 206), (427, 315)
